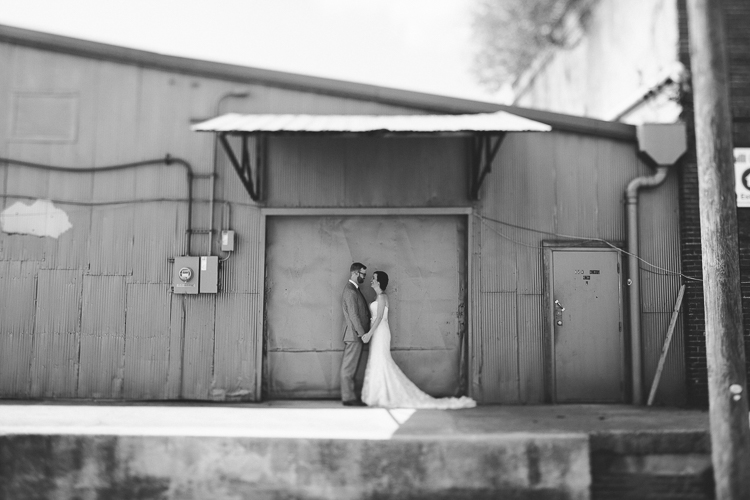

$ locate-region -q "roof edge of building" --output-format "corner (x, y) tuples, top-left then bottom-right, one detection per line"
(0, 23), (636, 142)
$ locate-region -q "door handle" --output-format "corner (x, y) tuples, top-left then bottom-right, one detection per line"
(555, 300), (565, 327)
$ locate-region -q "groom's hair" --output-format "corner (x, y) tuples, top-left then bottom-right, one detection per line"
(374, 271), (389, 290)
(350, 262), (366, 273)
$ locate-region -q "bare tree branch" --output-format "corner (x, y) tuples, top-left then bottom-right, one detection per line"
(471, 0), (595, 90)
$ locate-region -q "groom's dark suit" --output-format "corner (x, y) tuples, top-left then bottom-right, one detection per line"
(340, 281), (371, 402)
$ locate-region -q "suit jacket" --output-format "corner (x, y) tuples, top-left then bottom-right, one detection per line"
(342, 281), (371, 342)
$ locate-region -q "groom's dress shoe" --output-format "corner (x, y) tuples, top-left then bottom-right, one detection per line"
(342, 400), (366, 406)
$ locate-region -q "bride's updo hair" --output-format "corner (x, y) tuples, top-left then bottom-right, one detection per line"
(374, 271), (389, 291)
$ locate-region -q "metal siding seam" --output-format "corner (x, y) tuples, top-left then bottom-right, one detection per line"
(479, 292), (519, 403)
(518, 294), (545, 404)
(481, 292), (498, 403)
(29, 269), (82, 398)
(517, 243), (544, 295)
(181, 294), (215, 400)
(0, 261), (38, 397)
(123, 283), (170, 399)
(467, 210), (474, 399)
(256, 212), (267, 400)
(165, 294), (183, 399)
(470, 212), (483, 400)
(78, 275), (126, 398)
(212, 293), (259, 401)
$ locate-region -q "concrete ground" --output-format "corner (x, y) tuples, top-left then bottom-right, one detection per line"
(0, 400), (710, 438)
(0, 401), (713, 500)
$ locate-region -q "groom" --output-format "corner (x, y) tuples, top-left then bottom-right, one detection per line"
(340, 262), (371, 406)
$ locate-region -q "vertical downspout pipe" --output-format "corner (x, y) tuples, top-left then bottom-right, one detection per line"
(626, 165), (669, 405)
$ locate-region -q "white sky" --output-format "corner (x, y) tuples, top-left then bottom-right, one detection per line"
(0, 0), (510, 103)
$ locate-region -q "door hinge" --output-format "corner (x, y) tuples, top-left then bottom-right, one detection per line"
(617, 262), (620, 274)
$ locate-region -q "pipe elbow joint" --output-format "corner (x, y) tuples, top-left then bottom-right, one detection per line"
(626, 166), (669, 202)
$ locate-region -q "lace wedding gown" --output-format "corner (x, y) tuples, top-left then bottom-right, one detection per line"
(361, 301), (476, 409)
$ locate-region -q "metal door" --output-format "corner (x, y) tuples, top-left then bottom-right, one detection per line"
(550, 249), (624, 402)
(264, 215), (467, 399)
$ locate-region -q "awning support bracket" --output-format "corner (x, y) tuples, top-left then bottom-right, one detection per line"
(471, 133), (505, 200)
(218, 132), (262, 201)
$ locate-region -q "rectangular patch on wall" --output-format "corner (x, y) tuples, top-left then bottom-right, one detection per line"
(10, 92), (78, 142)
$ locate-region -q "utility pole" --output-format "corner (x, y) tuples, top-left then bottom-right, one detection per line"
(686, 0), (750, 498)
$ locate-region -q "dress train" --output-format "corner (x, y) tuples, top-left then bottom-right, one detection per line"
(361, 302), (476, 410)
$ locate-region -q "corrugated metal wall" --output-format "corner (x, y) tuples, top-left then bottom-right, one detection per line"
(471, 132), (685, 405)
(0, 39), (685, 405)
(0, 40), (425, 401)
(265, 136), (468, 207)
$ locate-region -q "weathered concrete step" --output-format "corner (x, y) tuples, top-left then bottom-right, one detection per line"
(0, 403), (712, 499)
(0, 433), (591, 500)
(590, 431), (713, 500)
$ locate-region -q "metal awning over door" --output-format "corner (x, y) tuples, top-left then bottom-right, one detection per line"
(191, 111), (551, 201)
(191, 111), (551, 134)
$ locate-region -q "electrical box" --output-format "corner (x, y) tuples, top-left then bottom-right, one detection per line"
(173, 256), (199, 294)
(199, 256), (219, 293)
(221, 230), (235, 252)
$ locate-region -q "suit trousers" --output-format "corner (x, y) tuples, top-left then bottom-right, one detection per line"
(340, 340), (364, 402)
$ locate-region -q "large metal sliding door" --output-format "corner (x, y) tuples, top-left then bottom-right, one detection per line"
(264, 214), (467, 399)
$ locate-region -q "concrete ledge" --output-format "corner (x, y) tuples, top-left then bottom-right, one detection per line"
(589, 430), (711, 454)
(1, 433), (591, 500)
(0, 402), (711, 499)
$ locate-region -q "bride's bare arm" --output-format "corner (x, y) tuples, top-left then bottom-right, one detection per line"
(370, 295), (386, 332)
(362, 295), (386, 343)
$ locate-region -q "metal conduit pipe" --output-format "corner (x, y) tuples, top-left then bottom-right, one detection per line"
(626, 165), (669, 405)
(210, 91), (250, 251)
(0, 155), (195, 254)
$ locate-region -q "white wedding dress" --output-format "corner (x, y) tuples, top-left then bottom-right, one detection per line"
(361, 301), (476, 409)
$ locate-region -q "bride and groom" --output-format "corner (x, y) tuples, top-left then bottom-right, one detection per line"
(340, 262), (476, 409)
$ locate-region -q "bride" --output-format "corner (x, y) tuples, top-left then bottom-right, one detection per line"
(360, 271), (476, 409)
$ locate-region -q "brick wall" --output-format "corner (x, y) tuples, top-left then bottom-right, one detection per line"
(677, 0), (750, 407)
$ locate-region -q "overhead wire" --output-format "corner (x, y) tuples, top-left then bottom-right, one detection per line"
(0, 158), (725, 285)
(479, 214), (703, 282)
